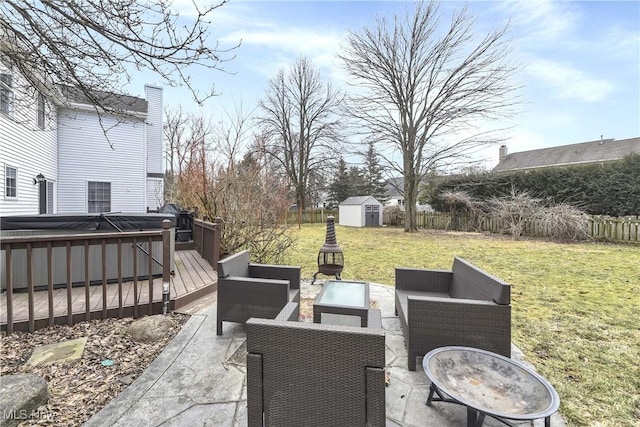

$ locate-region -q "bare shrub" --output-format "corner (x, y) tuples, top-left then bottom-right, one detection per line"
(535, 203), (590, 240)
(384, 205), (404, 226)
(440, 190), (486, 231)
(489, 189), (541, 239)
(210, 157), (295, 264)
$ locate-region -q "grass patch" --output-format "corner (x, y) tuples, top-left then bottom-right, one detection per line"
(282, 224), (640, 427)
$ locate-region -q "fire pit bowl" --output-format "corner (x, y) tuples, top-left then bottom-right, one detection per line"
(423, 346), (560, 425)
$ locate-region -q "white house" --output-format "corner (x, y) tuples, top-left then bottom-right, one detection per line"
(0, 60), (163, 217)
(383, 177), (433, 212)
(338, 196), (383, 227)
(384, 177), (405, 209)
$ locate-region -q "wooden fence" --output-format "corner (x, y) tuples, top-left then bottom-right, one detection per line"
(285, 210), (339, 224)
(271, 206), (640, 243)
(587, 216), (640, 243)
(411, 212), (640, 243)
(1, 221), (173, 334)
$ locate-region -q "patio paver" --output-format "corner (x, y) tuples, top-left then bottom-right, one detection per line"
(84, 281), (566, 427)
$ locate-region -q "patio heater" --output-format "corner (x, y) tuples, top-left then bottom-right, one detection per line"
(312, 215), (344, 285)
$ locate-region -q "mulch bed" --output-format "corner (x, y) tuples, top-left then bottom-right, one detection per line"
(0, 313), (189, 426)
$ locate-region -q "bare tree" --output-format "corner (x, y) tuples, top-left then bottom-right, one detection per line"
(163, 106), (294, 261)
(258, 56), (343, 216)
(339, 1), (520, 231)
(162, 107), (215, 209)
(0, 1), (237, 120)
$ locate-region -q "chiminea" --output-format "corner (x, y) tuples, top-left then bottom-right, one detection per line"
(312, 215), (344, 284)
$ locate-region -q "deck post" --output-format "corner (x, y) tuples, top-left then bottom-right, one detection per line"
(213, 217), (222, 267)
(162, 219), (172, 315)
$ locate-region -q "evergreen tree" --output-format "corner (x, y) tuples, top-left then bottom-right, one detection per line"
(327, 157), (351, 208)
(348, 166), (367, 196)
(361, 141), (389, 202)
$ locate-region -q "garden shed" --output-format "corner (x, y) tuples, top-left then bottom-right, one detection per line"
(338, 196), (383, 227)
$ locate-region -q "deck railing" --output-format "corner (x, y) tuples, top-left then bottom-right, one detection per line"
(1, 220), (173, 334)
(193, 217), (221, 268)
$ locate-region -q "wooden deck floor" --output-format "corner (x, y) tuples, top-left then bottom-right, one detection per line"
(1, 250), (217, 331)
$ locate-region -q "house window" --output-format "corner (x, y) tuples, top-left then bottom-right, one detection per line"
(4, 165), (17, 198)
(88, 181), (111, 213)
(0, 73), (13, 115)
(37, 92), (45, 129)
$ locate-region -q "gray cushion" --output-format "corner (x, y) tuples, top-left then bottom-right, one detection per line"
(396, 289), (451, 322)
(218, 250), (250, 278)
(450, 257), (510, 304)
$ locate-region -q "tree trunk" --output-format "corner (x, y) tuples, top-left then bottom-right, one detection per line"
(404, 167), (418, 232)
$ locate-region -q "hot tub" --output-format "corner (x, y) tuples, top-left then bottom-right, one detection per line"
(1, 213), (176, 292)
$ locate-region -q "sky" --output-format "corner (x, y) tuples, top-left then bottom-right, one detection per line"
(130, 0), (640, 169)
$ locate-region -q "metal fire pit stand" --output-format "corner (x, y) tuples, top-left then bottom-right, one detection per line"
(423, 346), (560, 427)
(312, 215), (344, 285)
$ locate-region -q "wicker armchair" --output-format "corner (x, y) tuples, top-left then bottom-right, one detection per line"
(246, 313), (386, 427)
(216, 250), (301, 335)
(395, 257), (511, 371)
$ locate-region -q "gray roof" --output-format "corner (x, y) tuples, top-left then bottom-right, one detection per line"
(385, 177), (403, 198)
(61, 85), (148, 113)
(340, 196), (381, 206)
(493, 137), (640, 172)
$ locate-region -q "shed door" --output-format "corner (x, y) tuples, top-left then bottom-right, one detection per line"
(365, 205), (379, 226)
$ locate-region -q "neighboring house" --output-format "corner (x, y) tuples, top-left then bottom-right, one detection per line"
(338, 196), (383, 227)
(0, 62), (163, 217)
(493, 137), (640, 172)
(383, 177), (433, 212)
(384, 177), (405, 208)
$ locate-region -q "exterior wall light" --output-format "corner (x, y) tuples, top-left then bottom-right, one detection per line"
(34, 173), (45, 185)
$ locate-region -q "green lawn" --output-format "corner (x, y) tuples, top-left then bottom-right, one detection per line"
(282, 224), (640, 427)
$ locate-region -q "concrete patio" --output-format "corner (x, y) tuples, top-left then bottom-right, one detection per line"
(84, 281), (565, 427)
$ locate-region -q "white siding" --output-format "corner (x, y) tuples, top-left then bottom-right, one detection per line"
(145, 85), (164, 209)
(338, 205), (362, 227)
(0, 71), (58, 216)
(57, 108), (147, 213)
(145, 85), (163, 174)
(146, 177), (163, 211)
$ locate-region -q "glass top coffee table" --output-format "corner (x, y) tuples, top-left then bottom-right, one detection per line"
(313, 280), (370, 327)
(423, 346), (560, 427)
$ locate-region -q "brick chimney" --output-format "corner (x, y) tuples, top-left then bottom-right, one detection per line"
(499, 145), (508, 161)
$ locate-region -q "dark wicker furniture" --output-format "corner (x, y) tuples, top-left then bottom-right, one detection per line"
(395, 257), (511, 371)
(246, 309), (386, 426)
(313, 280), (370, 327)
(216, 250), (301, 335)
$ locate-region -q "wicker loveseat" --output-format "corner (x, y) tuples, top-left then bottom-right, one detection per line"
(395, 257), (511, 371)
(216, 250), (301, 335)
(246, 308), (386, 427)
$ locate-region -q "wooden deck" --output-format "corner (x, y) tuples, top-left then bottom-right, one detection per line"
(1, 250), (217, 332)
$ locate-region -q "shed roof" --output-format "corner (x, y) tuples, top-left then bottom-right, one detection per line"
(493, 137), (640, 172)
(340, 196), (381, 206)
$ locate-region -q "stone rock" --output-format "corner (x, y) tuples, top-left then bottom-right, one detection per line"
(117, 375), (135, 386)
(0, 373), (48, 427)
(126, 315), (174, 343)
(27, 337), (87, 366)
